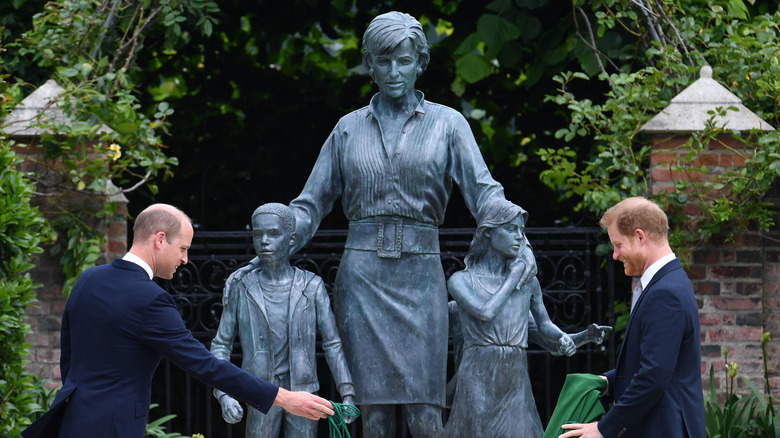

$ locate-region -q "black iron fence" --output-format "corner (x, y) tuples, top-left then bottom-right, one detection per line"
(152, 226), (625, 437)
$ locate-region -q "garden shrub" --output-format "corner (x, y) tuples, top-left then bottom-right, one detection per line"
(0, 143), (52, 436)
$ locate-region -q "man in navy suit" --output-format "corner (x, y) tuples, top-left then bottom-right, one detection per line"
(22, 204), (333, 438)
(560, 196), (705, 438)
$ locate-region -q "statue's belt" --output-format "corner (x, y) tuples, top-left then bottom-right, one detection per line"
(345, 218), (440, 259)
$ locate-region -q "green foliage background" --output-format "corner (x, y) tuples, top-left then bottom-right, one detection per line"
(540, 1), (780, 258)
(1, 0), (780, 434)
(0, 75), (52, 436)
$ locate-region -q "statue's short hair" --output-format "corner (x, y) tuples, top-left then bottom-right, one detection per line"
(599, 196), (669, 242)
(252, 203), (296, 234)
(465, 200), (527, 268)
(362, 11), (430, 75)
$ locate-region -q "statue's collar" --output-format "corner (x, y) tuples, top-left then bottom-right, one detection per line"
(367, 90), (426, 117)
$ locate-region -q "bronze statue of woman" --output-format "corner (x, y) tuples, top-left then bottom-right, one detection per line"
(236, 11), (536, 437)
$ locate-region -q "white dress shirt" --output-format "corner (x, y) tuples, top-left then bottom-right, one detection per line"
(632, 253), (676, 312)
(122, 252), (154, 280)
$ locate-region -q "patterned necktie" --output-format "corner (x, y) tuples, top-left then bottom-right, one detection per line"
(630, 282), (642, 313)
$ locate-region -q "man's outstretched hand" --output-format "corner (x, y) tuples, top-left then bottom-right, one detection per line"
(273, 388), (334, 420)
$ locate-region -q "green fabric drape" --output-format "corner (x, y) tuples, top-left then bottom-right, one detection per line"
(543, 373), (607, 438)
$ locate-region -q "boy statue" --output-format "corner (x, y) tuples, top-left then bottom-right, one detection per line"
(210, 203), (355, 437)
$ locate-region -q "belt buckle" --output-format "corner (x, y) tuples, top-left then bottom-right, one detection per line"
(377, 217), (403, 259)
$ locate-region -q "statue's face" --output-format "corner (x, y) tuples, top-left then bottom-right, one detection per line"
(252, 213), (292, 263)
(371, 38), (419, 100)
(488, 215), (526, 260)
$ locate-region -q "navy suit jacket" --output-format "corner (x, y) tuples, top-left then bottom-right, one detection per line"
(599, 258), (705, 438)
(22, 259), (279, 438)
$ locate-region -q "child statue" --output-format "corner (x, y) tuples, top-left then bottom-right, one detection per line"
(210, 203), (355, 437)
(444, 200), (609, 437)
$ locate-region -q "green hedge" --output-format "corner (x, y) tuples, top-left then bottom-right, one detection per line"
(0, 143), (51, 435)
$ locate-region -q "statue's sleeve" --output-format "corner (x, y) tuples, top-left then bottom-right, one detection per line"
(528, 277), (566, 343)
(448, 112), (506, 222)
(289, 128), (344, 254)
(449, 112), (536, 270)
(313, 277), (355, 398)
(211, 282), (238, 361)
(211, 279), (239, 400)
(528, 311), (565, 355)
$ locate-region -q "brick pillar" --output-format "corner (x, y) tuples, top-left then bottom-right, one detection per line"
(649, 134), (779, 396)
(25, 252), (68, 390)
(762, 188), (780, 393)
(19, 143), (128, 390)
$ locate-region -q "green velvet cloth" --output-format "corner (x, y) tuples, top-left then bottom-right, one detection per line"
(544, 373), (607, 438)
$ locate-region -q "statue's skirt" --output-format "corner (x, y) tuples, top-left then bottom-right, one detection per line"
(333, 248), (448, 406)
(444, 346), (543, 437)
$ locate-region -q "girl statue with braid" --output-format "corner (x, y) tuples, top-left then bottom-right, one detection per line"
(444, 200), (608, 437)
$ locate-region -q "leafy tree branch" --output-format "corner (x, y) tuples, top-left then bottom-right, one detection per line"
(542, 1), (780, 259)
(2, 0), (220, 294)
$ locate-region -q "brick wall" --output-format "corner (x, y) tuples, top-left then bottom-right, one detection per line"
(24, 208), (127, 390)
(19, 142), (128, 390)
(25, 253), (68, 391)
(650, 134), (780, 397)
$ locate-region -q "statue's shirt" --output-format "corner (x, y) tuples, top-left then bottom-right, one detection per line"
(460, 271), (531, 349)
(288, 92), (509, 406)
(290, 91), (506, 246)
(259, 277), (291, 377)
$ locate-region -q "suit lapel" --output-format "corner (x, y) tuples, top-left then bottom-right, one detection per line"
(630, 259), (681, 318)
(617, 258), (682, 363)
